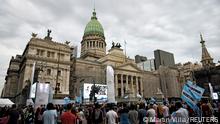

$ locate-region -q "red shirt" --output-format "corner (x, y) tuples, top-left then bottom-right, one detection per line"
(61, 111), (76, 124)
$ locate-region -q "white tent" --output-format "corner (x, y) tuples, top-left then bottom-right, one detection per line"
(0, 98), (14, 107)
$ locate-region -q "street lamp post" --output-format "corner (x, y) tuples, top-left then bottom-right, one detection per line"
(93, 78), (96, 104)
(55, 48), (61, 95)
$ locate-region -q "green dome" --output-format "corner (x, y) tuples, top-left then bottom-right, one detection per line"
(84, 11), (104, 37)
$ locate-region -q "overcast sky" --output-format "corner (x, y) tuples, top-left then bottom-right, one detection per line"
(0, 0), (220, 93)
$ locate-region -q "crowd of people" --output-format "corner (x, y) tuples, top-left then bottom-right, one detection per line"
(0, 99), (219, 124)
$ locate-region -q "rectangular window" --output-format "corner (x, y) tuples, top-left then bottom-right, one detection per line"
(47, 51), (50, 57)
(93, 41), (95, 47)
(60, 54), (64, 59)
(58, 70), (61, 76)
(40, 50), (44, 56)
(118, 88), (121, 96)
(87, 42), (89, 48)
(90, 41), (92, 47)
(36, 49), (40, 55)
(56, 83), (60, 92)
(51, 52), (55, 58)
(57, 53), (64, 59)
(47, 69), (51, 75)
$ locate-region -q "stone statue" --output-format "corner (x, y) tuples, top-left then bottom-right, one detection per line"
(47, 29), (52, 37)
(111, 41), (115, 48)
(115, 43), (121, 48)
(65, 41), (70, 45)
(31, 33), (37, 38)
(111, 42), (121, 48)
(44, 29), (52, 40)
(117, 43), (121, 48)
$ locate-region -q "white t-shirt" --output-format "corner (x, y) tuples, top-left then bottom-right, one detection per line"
(106, 110), (118, 124)
(43, 110), (57, 124)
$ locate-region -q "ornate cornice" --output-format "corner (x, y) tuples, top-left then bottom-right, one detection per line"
(25, 55), (72, 65)
(29, 42), (72, 53)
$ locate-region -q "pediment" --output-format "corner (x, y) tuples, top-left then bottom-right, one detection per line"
(116, 63), (142, 72)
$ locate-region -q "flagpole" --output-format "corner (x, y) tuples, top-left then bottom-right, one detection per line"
(124, 40), (127, 62)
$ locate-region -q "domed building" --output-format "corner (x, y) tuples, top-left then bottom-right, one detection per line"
(70, 10), (182, 103)
(80, 10), (106, 60)
(70, 10), (147, 102)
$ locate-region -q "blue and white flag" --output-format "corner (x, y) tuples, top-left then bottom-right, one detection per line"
(185, 81), (205, 101)
(181, 85), (197, 109)
(181, 81), (205, 116)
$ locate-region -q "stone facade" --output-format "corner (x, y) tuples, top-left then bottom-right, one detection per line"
(72, 46), (146, 102)
(158, 66), (181, 98)
(142, 66), (184, 99)
(2, 33), (75, 104)
(1, 55), (21, 101)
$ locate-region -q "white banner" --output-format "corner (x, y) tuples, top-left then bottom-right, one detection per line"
(35, 83), (50, 108)
(106, 65), (115, 103)
(29, 62), (36, 98)
(30, 83), (37, 98)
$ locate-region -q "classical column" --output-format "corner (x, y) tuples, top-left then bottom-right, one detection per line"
(131, 76), (134, 96)
(126, 75), (128, 92)
(121, 74), (124, 97)
(136, 76), (139, 95)
(140, 77), (143, 96)
(115, 74), (118, 96)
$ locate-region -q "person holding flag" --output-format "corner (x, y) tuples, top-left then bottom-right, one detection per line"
(181, 81), (205, 117)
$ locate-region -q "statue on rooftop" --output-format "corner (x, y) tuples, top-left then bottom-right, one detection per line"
(111, 41), (115, 48)
(47, 29), (52, 37)
(31, 33), (37, 38)
(44, 29), (52, 40)
(115, 43), (121, 48)
(111, 42), (121, 48)
(65, 41), (70, 45)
